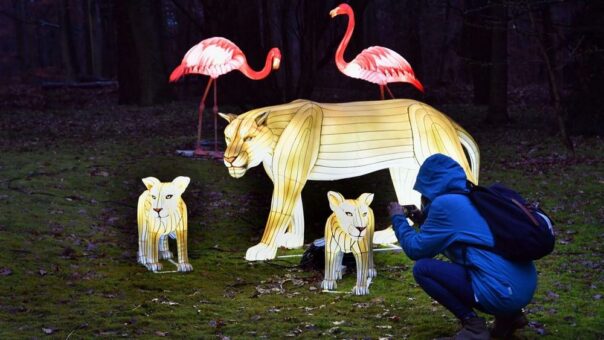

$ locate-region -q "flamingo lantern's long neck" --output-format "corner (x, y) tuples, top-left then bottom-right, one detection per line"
(334, 7), (355, 72)
(239, 51), (275, 80)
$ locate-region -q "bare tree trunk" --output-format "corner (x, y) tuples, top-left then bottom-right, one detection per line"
(528, 7), (574, 154)
(115, 0), (171, 105)
(89, 0), (103, 78)
(13, 0), (28, 77)
(59, 0), (76, 79)
(436, 2), (451, 84)
(487, 0), (509, 123)
(461, 0), (492, 105)
(83, 0), (102, 78)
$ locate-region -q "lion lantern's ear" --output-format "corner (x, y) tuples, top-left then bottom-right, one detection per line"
(218, 112), (237, 123)
(357, 193), (375, 206)
(172, 176), (191, 193)
(142, 177), (161, 190)
(255, 111), (269, 126)
(327, 191), (346, 212)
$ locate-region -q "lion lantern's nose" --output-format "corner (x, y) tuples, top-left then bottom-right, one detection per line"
(355, 227), (366, 233)
(153, 208), (162, 213)
(224, 156), (236, 164)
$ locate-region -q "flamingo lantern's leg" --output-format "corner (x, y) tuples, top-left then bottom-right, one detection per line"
(385, 85), (395, 99)
(213, 78), (218, 153)
(379, 85), (385, 100)
(195, 78), (214, 156)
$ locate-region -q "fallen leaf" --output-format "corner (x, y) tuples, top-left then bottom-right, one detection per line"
(0, 267), (12, 276)
(42, 327), (56, 334)
(546, 291), (559, 300)
(328, 326), (341, 334)
(155, 331), (168, 337)
(209, 319), (225, 328)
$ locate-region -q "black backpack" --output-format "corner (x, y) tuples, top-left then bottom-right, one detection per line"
(456, 182), (555, 261)
(300, 238), (356, 271)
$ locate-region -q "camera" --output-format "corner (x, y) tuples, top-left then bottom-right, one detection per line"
(403, 204), (424, 225)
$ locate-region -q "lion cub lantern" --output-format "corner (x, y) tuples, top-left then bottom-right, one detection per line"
(321, 191), (376, 295)
(137, 176), (192, 272)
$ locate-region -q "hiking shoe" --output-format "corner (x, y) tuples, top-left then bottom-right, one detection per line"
(491, 311), (528, 338)
(436, 316), (490, 340)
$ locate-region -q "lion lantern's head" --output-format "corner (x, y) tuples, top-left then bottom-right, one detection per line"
(219, 111), (275, 178)
(141, 176), (190, 221)
(327, 191), (375, 239)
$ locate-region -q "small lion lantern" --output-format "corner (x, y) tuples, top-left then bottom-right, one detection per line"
(137, 176), (193, 272)
(321, 191), (376, 295)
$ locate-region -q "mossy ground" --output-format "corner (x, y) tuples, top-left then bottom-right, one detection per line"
(0, 99), (602, 338)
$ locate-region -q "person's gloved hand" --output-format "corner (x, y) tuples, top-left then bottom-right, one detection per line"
(388, 202), (405, 218)
(404, 205), (425, 225)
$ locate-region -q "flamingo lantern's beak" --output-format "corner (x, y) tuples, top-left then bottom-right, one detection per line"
(272, 57), (281, 70)
(329, 7), (340, 18)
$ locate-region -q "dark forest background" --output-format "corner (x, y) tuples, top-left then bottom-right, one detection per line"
(1, 0), (603, 139)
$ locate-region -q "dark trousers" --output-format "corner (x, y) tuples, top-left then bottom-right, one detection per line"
(413, 258), (482, 320)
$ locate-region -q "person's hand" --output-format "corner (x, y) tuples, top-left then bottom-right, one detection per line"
(388, 202), (405, 218)
(404, 205), (425, 225)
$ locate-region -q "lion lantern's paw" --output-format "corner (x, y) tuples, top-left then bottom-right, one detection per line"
(137, 252), (148, 265)
(245, 243), (278, 261)
(368, 268), (377, 278)
(159, 250), (174, 260)
(352, 285), (369, 296)
(321, 279), (337, 291)
(145, 262), (163, 272)
(177, 262), (193, 272)
(276, 233), (304, 249)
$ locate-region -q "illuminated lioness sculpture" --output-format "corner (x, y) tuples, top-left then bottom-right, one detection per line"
(321, 191), (376, 295)
(137, 176), (192, 272)
(220, 99), (479, 261)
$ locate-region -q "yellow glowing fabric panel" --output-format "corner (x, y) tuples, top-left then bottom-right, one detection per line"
(220, 99), (480, 261)
(321, 192), (376, 295)
(137, 176), (192, 272)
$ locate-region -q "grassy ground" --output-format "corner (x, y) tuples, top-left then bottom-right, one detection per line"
(0, 96), (602, 339)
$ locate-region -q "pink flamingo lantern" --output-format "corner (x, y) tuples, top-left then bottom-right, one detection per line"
(330, 3), (424, 99)
(170, 37), (281, 157)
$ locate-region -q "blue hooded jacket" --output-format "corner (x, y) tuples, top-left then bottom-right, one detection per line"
(392, 154), (537, 314)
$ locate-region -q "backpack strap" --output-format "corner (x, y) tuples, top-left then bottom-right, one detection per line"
(510, 199), (540, 226)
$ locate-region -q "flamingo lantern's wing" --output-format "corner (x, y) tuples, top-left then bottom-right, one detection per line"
(169, 37), (246, 82)
(347, 46), (424, 92)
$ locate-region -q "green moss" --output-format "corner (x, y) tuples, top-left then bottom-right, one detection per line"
(0, 103), (602, 338)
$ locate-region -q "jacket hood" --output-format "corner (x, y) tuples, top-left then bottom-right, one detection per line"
(413, 154), (468, 201)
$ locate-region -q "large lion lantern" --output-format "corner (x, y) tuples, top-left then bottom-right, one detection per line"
(219, 99), (479, 261)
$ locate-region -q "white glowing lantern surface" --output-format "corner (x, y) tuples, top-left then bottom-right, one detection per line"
(219, 99), (479, 261)
(321, 191), (376, 296)
(137, 176), (192, 272)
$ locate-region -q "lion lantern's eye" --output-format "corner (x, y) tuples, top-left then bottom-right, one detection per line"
(166, 194), (173, 199)
(244, 136), (254, 142)
(151, 195), (157, 200)
(345, 212), (353, 217)
(363, 212), (368, 217)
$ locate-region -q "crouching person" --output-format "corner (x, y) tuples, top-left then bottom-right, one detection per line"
(388, 154), (536, 339)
